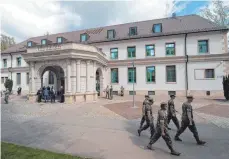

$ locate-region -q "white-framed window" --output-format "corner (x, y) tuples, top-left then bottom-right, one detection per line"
(26, 72), (29, 85)
(1, 77), (4, 84)
(17, 57), (21, 67)
(27, 41), (32, 47)
(57, 37), (63, 43)
(166, 65), (176, 82)
(41, 39), (47, 45)
(107, 30), (115, 39)
(16, 73), (21, 85)
(194, 69), (215, 80)
(3, 59), (7, 68)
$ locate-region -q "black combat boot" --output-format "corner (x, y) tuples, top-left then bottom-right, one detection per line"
(174, 135), (182, 141)
(138, 129), (141, 136)
(197, 140), (206, 145)
(146, 144), (154, 150)
(170, 149), (181, 156)
(194, 135), (206, 145)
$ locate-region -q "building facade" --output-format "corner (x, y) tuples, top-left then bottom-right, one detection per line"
(1, 15), (229, 103)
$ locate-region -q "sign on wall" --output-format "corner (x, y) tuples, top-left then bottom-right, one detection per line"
(37, 44), (62, 52)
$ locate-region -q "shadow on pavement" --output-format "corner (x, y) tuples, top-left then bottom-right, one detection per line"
(123, 119), (229, 159)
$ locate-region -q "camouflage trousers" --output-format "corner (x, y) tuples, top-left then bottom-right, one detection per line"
(167, 113), (180, 129)
(139, 115), (146, 129)
(139, 117), (155, 137)
(4, 96), (9, 104)
(175, 119), (200, 142)
(149, 127), (173, 151)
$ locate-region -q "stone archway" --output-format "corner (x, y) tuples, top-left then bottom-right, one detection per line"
(37, 65), (66, 93)
(24, 42), (108, 103)
(96, 67), (103, 97)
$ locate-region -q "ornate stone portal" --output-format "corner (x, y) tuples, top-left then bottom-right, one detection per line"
(22, 42), (108, 103)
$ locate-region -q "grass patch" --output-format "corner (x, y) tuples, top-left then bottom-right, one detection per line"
(1, 142), (88, 159)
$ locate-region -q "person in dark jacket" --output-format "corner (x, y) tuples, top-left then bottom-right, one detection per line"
(37, 89), (42, 103)
(43, 87), (49, 103)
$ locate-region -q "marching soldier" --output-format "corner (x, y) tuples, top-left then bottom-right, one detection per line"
(167, 95), (180, 130)
(138, 97), (155, 139)
(110, 85), (113, 100)
(4, 88), (10, 104)
(147, 102), (180, 156)
(138, 95), (149, 130)
(120, 86), (124, 96)
(174, 95), (206, 145)
(106, 85), (110, 99)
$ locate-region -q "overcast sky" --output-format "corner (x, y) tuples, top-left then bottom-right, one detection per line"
(0, 0), (226, 43)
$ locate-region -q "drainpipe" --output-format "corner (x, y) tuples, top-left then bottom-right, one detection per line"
(184, 34), (188, 96)
(9, 53), (13, 80)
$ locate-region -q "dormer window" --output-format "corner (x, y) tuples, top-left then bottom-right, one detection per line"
(41, 39), (47, 45)
(129, 27), (137, 36)
(57, 37), (63, 43)
(27, 41), (32, 47)
(153, 23), (162, 33)
(107, 29), (115, 39)
(80, 33), (88, 42)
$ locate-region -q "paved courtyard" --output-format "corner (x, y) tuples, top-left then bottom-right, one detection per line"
(1, 94), (229, 159)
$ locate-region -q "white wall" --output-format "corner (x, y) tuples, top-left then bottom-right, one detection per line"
(188, 61), (224, 90)
(96, 34), (185, 60)
(110, 63), (186, 91)
(95, 31), (226, 60)
(1, 53), (28, 69)
(187, 31), (225, 55)
(0, 54), (11, 69)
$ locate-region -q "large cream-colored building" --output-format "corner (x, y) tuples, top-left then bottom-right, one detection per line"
(1, 15), (229, 103)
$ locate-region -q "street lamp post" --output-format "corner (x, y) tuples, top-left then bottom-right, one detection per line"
(8, 67), (12, 80)
(132, 60), (137, 108)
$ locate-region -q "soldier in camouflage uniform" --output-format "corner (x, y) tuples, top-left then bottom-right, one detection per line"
(138, 95), (149, 130)
(138, 97), (155, 139)
(147, 102), (180, 156)
(4, 88), (10, 104)
(174, 95), (206, 145)
(167, 95), (180, 130)
(105, 85), (110, 99)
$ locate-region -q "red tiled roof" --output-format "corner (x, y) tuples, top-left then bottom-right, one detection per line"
(2, 14), (228, 54)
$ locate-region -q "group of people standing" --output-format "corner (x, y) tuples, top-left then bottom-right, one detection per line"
(105, 85), (113, 100)
(36, 86), (64, 103)
(105, 85), (125, 99)
(138, 95), (206, 156)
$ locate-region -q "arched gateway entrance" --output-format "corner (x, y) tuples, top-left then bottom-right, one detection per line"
(22, 42), (108, 103)
(39, 65), (65, 92)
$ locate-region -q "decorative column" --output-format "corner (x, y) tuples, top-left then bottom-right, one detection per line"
(65, 59), (73, 104)
(31, 62), (35, 94)
(93, 61), (98, 100)
(71, 60), (76, 94)
(93, 61), (96, 92)
(28, 61), (36, 102)
(86, 60), (90, 92)
(67, 59), (71, 93)
(76, 60), (81, 92)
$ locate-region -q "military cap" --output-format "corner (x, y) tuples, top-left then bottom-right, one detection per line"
(148, 97), (154, 102)
(160, 102), (167, 105)
(145, 95), (149, 98)
(186, 95), (194, 99)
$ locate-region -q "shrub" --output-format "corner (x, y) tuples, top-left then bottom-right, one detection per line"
(223, 75), (229, 100)
(4, 79), (13, 93)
